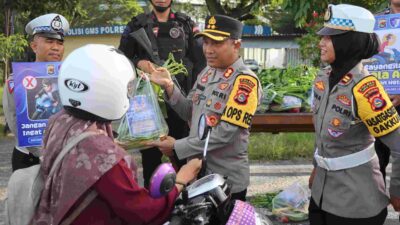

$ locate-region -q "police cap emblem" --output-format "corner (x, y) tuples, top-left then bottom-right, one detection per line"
(51, 15), (63, 31)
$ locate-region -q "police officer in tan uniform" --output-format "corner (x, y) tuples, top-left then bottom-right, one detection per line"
(147, 15), (261, 201)
(309, 4), (400, 225)
(2, 14), (69, 171)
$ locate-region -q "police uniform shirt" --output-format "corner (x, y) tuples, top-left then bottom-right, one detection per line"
(165, 58), (262, 193)
(311, 62), (400, 218)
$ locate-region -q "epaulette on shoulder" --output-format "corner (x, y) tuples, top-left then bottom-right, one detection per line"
(238, 68), (256, 79)
(133, 13), (151, 27)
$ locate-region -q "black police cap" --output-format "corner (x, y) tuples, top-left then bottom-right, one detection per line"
(195, 15), (243, 41)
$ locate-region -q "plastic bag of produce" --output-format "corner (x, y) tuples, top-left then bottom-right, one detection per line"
(117, 74), (168, 150)
(269, 95), (302, 112)
(272, 181), (309, 222)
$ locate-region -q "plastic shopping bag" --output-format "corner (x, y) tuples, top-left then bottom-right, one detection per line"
(272, 181), (309, 222)
(117, 75), (169, 150)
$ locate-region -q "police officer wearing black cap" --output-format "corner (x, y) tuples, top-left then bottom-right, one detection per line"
(2, 13), (69, 171)
(147, 15), (262, 201)
(118, 0), (205, 188)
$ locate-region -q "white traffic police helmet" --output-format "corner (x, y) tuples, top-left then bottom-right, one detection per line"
(25, 13), (69, 40)
(317, 4), (375, 35)
(58, 44), (136, 120)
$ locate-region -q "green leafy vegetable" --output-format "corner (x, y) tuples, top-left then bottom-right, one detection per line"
(257, 65), (318, 113)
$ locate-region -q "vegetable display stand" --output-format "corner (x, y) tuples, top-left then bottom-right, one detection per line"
(251, 113), (314, 133)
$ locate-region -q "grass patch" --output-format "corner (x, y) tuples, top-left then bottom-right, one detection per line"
(249, 133), (314, 161)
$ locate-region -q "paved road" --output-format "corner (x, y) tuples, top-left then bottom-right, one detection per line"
(0, 137), (399, 224)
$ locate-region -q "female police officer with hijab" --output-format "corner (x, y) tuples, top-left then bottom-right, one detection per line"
(309, 4), (400, 225)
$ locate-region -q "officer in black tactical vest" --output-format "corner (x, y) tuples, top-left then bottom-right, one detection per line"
(118, 0), (205, 188)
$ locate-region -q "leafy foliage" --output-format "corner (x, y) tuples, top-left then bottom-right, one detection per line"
(0, 34), (28, 80)
(258, 65), (318, 112)
(282, 0), (387, 28)
(205, 0), (269, 20)
(74, 0), (143, 27)
(172, 2), (208, 23)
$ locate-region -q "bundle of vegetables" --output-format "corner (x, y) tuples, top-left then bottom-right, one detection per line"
(116, 53), (187, 150)
(152, 53), (188, 117)
(258, 65), (318, 113)
(249, 192), (280, 210)
(271, 182), (310, 222)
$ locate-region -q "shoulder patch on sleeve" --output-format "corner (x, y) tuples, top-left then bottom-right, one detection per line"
(353, 75), (400, 137)
(7, 79), (14, 94)
(221, 74), (259, 129)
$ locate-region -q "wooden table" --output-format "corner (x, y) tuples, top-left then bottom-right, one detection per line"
(251, 113), (314, 133)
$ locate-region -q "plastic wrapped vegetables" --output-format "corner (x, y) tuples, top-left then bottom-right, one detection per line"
(117, 74), (169, 150)
(259, 66), (318, 113)
(116, 53), (188, 150)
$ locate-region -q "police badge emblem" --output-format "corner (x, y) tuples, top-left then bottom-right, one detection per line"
(47, 64), (55, 75)
(169, 27), (180, 39)
(51, 15), (63, 31)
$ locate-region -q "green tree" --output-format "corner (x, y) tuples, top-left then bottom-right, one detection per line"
(74, 0), (143, 27)
(205, 0), (270, 20)
(172, 2), (208, 23)
(0, 34), (28, 80)
(282, 0), (387, 27)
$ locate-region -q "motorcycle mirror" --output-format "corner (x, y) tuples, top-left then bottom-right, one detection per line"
(149, 163), (176, 198)
(198, 114), (211, 141)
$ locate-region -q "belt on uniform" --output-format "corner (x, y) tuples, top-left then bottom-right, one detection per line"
(314, 143), (376, 171)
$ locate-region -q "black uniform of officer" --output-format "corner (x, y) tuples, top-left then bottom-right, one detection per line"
(118, 0), (205, 188)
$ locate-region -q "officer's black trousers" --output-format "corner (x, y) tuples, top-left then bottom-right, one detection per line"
(309, 198), (387, 225)
(375, 138), (391, 183)
(12, 147), (39, 172)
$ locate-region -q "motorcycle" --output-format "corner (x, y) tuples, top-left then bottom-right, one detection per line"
(149, 114), (273, 225)
(31, 94), (54, 120)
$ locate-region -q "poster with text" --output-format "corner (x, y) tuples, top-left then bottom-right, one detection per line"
(364, 13), (400, 94)
(12, 62), (62, 147)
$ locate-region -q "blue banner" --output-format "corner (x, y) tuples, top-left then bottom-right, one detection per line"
(12, 62), (62, 147)
(364, 13), (400, 94)
(66, 25), (126, 36)
(66, 24), (272, 37)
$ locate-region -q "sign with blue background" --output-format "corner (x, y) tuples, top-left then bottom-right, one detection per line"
(364, 13), (400, 94)
(12, 62), (62, 147)
(66, 24), (272, 37)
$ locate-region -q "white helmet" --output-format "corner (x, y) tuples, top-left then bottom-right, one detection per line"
(317, 4), (375, 35)
(59, 44), (136, 120)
